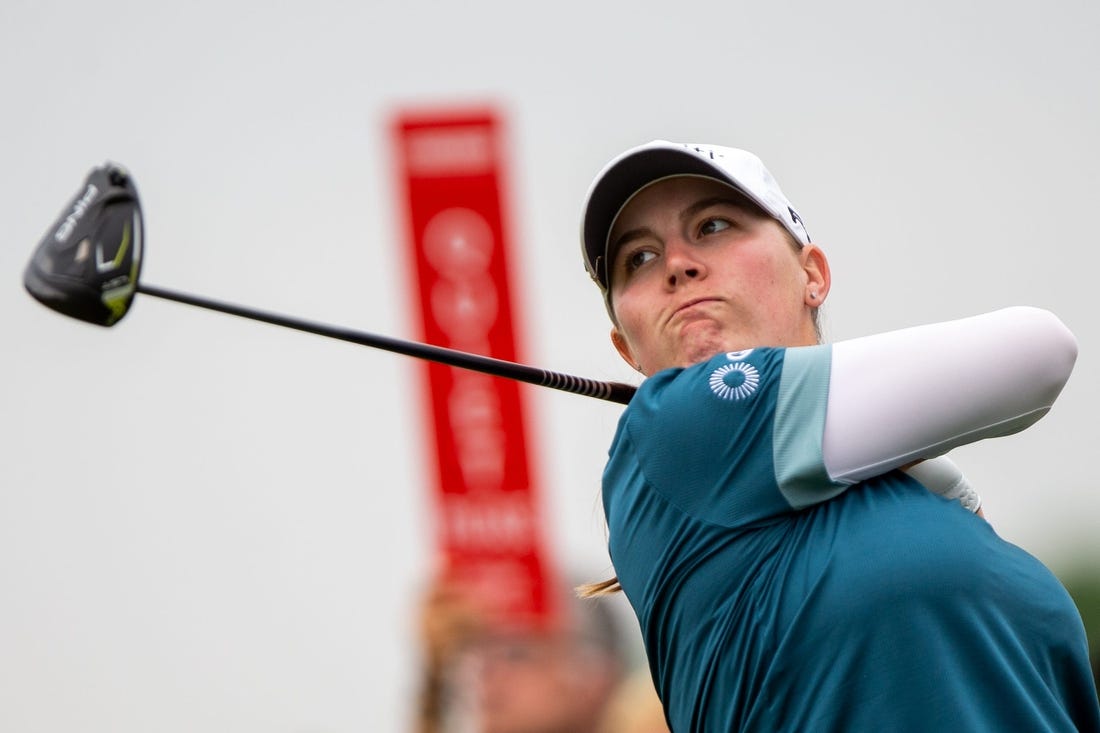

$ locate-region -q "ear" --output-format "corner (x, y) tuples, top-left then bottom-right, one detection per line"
(801, 244), (831, 305)
(610, 327), (641, 373)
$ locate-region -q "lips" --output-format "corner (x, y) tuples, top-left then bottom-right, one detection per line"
(673, 297), (720, 318)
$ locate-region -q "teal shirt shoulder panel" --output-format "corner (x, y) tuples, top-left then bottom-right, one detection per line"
(774, 344), (847, 508)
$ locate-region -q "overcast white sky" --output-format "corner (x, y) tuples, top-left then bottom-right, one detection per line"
(2, 1), (1098, 730)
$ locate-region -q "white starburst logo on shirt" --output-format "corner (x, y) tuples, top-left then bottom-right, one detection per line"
(709, 361), (760, 401)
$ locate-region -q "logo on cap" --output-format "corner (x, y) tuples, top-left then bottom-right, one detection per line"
(688, 144), (722, 161)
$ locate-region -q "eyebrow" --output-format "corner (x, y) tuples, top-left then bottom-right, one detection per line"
(608, 195), (753, 261)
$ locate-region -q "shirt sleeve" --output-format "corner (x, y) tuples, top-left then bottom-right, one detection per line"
(821, 306), (1077, 483)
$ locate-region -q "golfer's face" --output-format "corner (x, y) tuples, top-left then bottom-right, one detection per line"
(462, 632), (608, 733)
(608, 176), (822, 374)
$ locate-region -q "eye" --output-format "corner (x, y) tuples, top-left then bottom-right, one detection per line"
(698, 217), (732, 236)
(624, 248), (658, 273)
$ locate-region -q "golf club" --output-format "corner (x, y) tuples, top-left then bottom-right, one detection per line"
(23, 162), (637, 405)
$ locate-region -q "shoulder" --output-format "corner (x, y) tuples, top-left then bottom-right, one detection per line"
(628, 346), (830, 423)
(617, 347), (825, 485)
(605, 345), (837, 527)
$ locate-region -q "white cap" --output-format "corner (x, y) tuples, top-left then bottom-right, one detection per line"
(580, 140), (810, 299)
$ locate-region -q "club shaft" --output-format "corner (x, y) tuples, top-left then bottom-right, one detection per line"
(136, 283), (636, 405)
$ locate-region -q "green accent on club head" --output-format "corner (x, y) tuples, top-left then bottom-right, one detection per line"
(102, 291), (130, 325)
(111, 219), (131, 268)
(99, 218), (139, 326)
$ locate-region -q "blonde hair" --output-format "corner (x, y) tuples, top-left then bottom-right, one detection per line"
(576, 576), (622, 598)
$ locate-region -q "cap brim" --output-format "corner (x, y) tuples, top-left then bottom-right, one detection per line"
(582, 144), (750, 289)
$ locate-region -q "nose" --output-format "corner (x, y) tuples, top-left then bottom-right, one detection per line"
(664, 239), (705, 288)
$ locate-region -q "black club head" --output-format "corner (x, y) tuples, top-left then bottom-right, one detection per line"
(24, 162), (144, 327)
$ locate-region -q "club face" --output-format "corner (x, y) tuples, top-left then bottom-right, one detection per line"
(24, 163), (143, 327)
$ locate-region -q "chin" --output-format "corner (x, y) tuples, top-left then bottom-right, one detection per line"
(677, 346), (730, 369)
(673, 324), (745, 366)
(686, 336), (746, 365)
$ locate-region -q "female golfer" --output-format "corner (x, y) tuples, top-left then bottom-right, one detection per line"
(578, 140), (1100, 732)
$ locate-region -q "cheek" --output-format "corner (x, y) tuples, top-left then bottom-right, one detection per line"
(748, 252), (803, 302)
(611, 294), (646, 342)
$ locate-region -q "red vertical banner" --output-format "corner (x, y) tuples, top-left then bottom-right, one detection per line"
(392, 108), (559, 625)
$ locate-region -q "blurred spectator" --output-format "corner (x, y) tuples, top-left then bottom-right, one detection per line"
(597, 666), (670, 733)
(414, 576), (628, 733)
(1060, 569), (1100, 700)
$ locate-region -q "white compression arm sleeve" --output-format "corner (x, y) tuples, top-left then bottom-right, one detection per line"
(902, 456), (982, 513)
(822, 307), (1077, 484)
